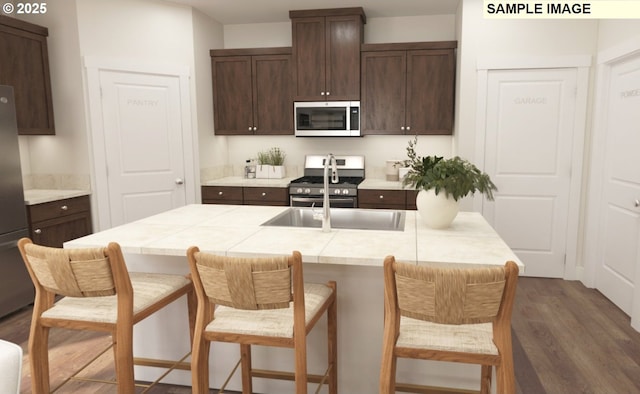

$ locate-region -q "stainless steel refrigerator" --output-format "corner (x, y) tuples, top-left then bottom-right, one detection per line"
(0, 85), (34, 318)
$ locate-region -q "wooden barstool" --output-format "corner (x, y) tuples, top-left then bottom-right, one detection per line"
(187, 247), (338, 394)
(17, 238), (196, 393)
(380, 257), (519, 394)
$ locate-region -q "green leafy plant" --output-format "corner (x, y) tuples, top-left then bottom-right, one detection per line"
(402, 136), (497, 201)
(268, 147), (286, 166)
(256, 151), (270, 165)
(256, 147), (286, 166)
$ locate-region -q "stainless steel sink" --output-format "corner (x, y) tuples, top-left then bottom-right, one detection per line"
(261, 207), (406, 231)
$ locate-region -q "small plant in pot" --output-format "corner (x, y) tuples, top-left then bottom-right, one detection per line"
(256, 147), (286, 179)
(402, 136), (497, 228)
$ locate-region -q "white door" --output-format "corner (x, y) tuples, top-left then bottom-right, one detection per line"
(483, 68), (578, 277)
(99, 70), (187, 226)
(596, 53), (640, 317)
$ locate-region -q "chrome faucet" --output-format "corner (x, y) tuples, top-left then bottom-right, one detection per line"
(322, 153), (339, 232)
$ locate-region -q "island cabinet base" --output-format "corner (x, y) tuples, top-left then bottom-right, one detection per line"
(123, 254), (487, 393)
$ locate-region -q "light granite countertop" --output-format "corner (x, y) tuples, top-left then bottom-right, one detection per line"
(65, 204), (524, 270)
(202, 176), (295, 188)
(24, 189), (91, 205)
(358, 178), (413, 190)
(203, 177), (412, 191)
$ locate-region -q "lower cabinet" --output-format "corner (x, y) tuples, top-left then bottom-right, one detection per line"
(406, 190), (419, 210)
(201, 186), (289, 206)
(201, 186), (243, 205)
(27, 195), (92, 248)
(359, 189), (417, 210)
(243, 187), (289, 206)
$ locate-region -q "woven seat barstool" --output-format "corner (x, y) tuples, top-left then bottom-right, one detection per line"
(17, 238), (196, 393)
(379, 257), (519, 394)
(187, 246), (338, 394)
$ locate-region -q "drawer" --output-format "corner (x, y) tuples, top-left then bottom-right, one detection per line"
(243, 187), (288, 205)
(358, 189), (405, 207)
(201, 186), (243, 204)
(27, 196), (91, 223)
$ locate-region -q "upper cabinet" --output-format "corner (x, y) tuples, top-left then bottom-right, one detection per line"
(0, 16), (55, 135)
(211, 47), (293, 135)
(361, 41), (457, 135)
(290, 8), (365, 101)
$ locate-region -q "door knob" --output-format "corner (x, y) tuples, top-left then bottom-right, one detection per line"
(175, 178), (184, 185)
(635, 199), (640, 207)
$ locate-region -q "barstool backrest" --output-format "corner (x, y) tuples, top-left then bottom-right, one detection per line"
(191, 252), (293, 310)
(21, 242), (117, 298)
(393, 262), (510, 324)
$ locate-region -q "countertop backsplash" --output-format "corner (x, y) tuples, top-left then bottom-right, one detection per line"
(23, 173), (91, 191)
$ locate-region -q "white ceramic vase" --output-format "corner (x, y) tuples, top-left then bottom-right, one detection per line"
(415, 189), (459, 229)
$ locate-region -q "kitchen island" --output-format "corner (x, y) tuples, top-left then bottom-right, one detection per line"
(65, 204), (523, 393)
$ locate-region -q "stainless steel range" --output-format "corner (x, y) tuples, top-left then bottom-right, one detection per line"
(289, 155), (365, 208)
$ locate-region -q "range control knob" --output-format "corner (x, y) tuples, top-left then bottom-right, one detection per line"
(319, 188), (325, 194)
(304, 188), (311, 194)
(296, 188), (303, 193)
(334, 189), (341, 195)
(342, 189), (350, 195)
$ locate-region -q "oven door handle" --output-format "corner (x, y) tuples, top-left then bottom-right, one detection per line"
(291, 197), (355, 204)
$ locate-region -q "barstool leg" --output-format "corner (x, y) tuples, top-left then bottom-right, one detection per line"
(481, 365), (492, 394)
(114, 325), (135, 394)
(328, 282), (338, 394)
(29, 322), (50, 393)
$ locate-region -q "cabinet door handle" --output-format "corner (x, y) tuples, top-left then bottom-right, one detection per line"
(61, 205), (68, 211)
(379, 195), (384, 199)
(218, 191), (223, 196)
(261, 192), (267, 197)
(253, 126), (257, 131)
(320, 92), (325, 96)
(406, 126), (411, 131)
(401, 126), (405, 131)
(326, 92), (330, 96)
(34, 229), (42, 234)
(248, 126), (252, 131)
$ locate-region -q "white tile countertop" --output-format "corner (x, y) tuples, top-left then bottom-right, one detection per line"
(358, 178), (413, 190)
(201, 176), (295, 188)
(65, 204), (524, 270)
(24, 189), (91, 205)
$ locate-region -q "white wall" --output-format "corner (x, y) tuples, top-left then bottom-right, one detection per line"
(224, 22), (291, 48)
(192, 9), (225, 173)
(16, 0), (88, 181)
(597, 20), (640, 50)
(76, 0), (194, 62)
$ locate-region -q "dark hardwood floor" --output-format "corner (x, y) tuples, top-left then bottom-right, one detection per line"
(2, 277), (640, 393)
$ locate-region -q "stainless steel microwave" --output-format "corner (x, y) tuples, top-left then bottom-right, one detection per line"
(294, 101), (360, 137)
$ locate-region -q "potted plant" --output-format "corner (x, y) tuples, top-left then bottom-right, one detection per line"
(255, 147), (286, 179)
(402, 136), (497, 228)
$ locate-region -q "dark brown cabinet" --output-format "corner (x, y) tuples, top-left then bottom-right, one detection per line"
(202, 186), (289, 206)
(359, 189), (418, 210)
(361, 42), (457, 135)
(27, 196), (92, 248)
(211, 47), (293, 135)
(0, 16), (55, 135)
(201, 186), (243, 205)
(243, 187), (289, 206)
(290, 8), (365, 101)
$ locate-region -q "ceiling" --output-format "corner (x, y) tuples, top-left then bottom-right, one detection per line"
(163, 0), (460, 24)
